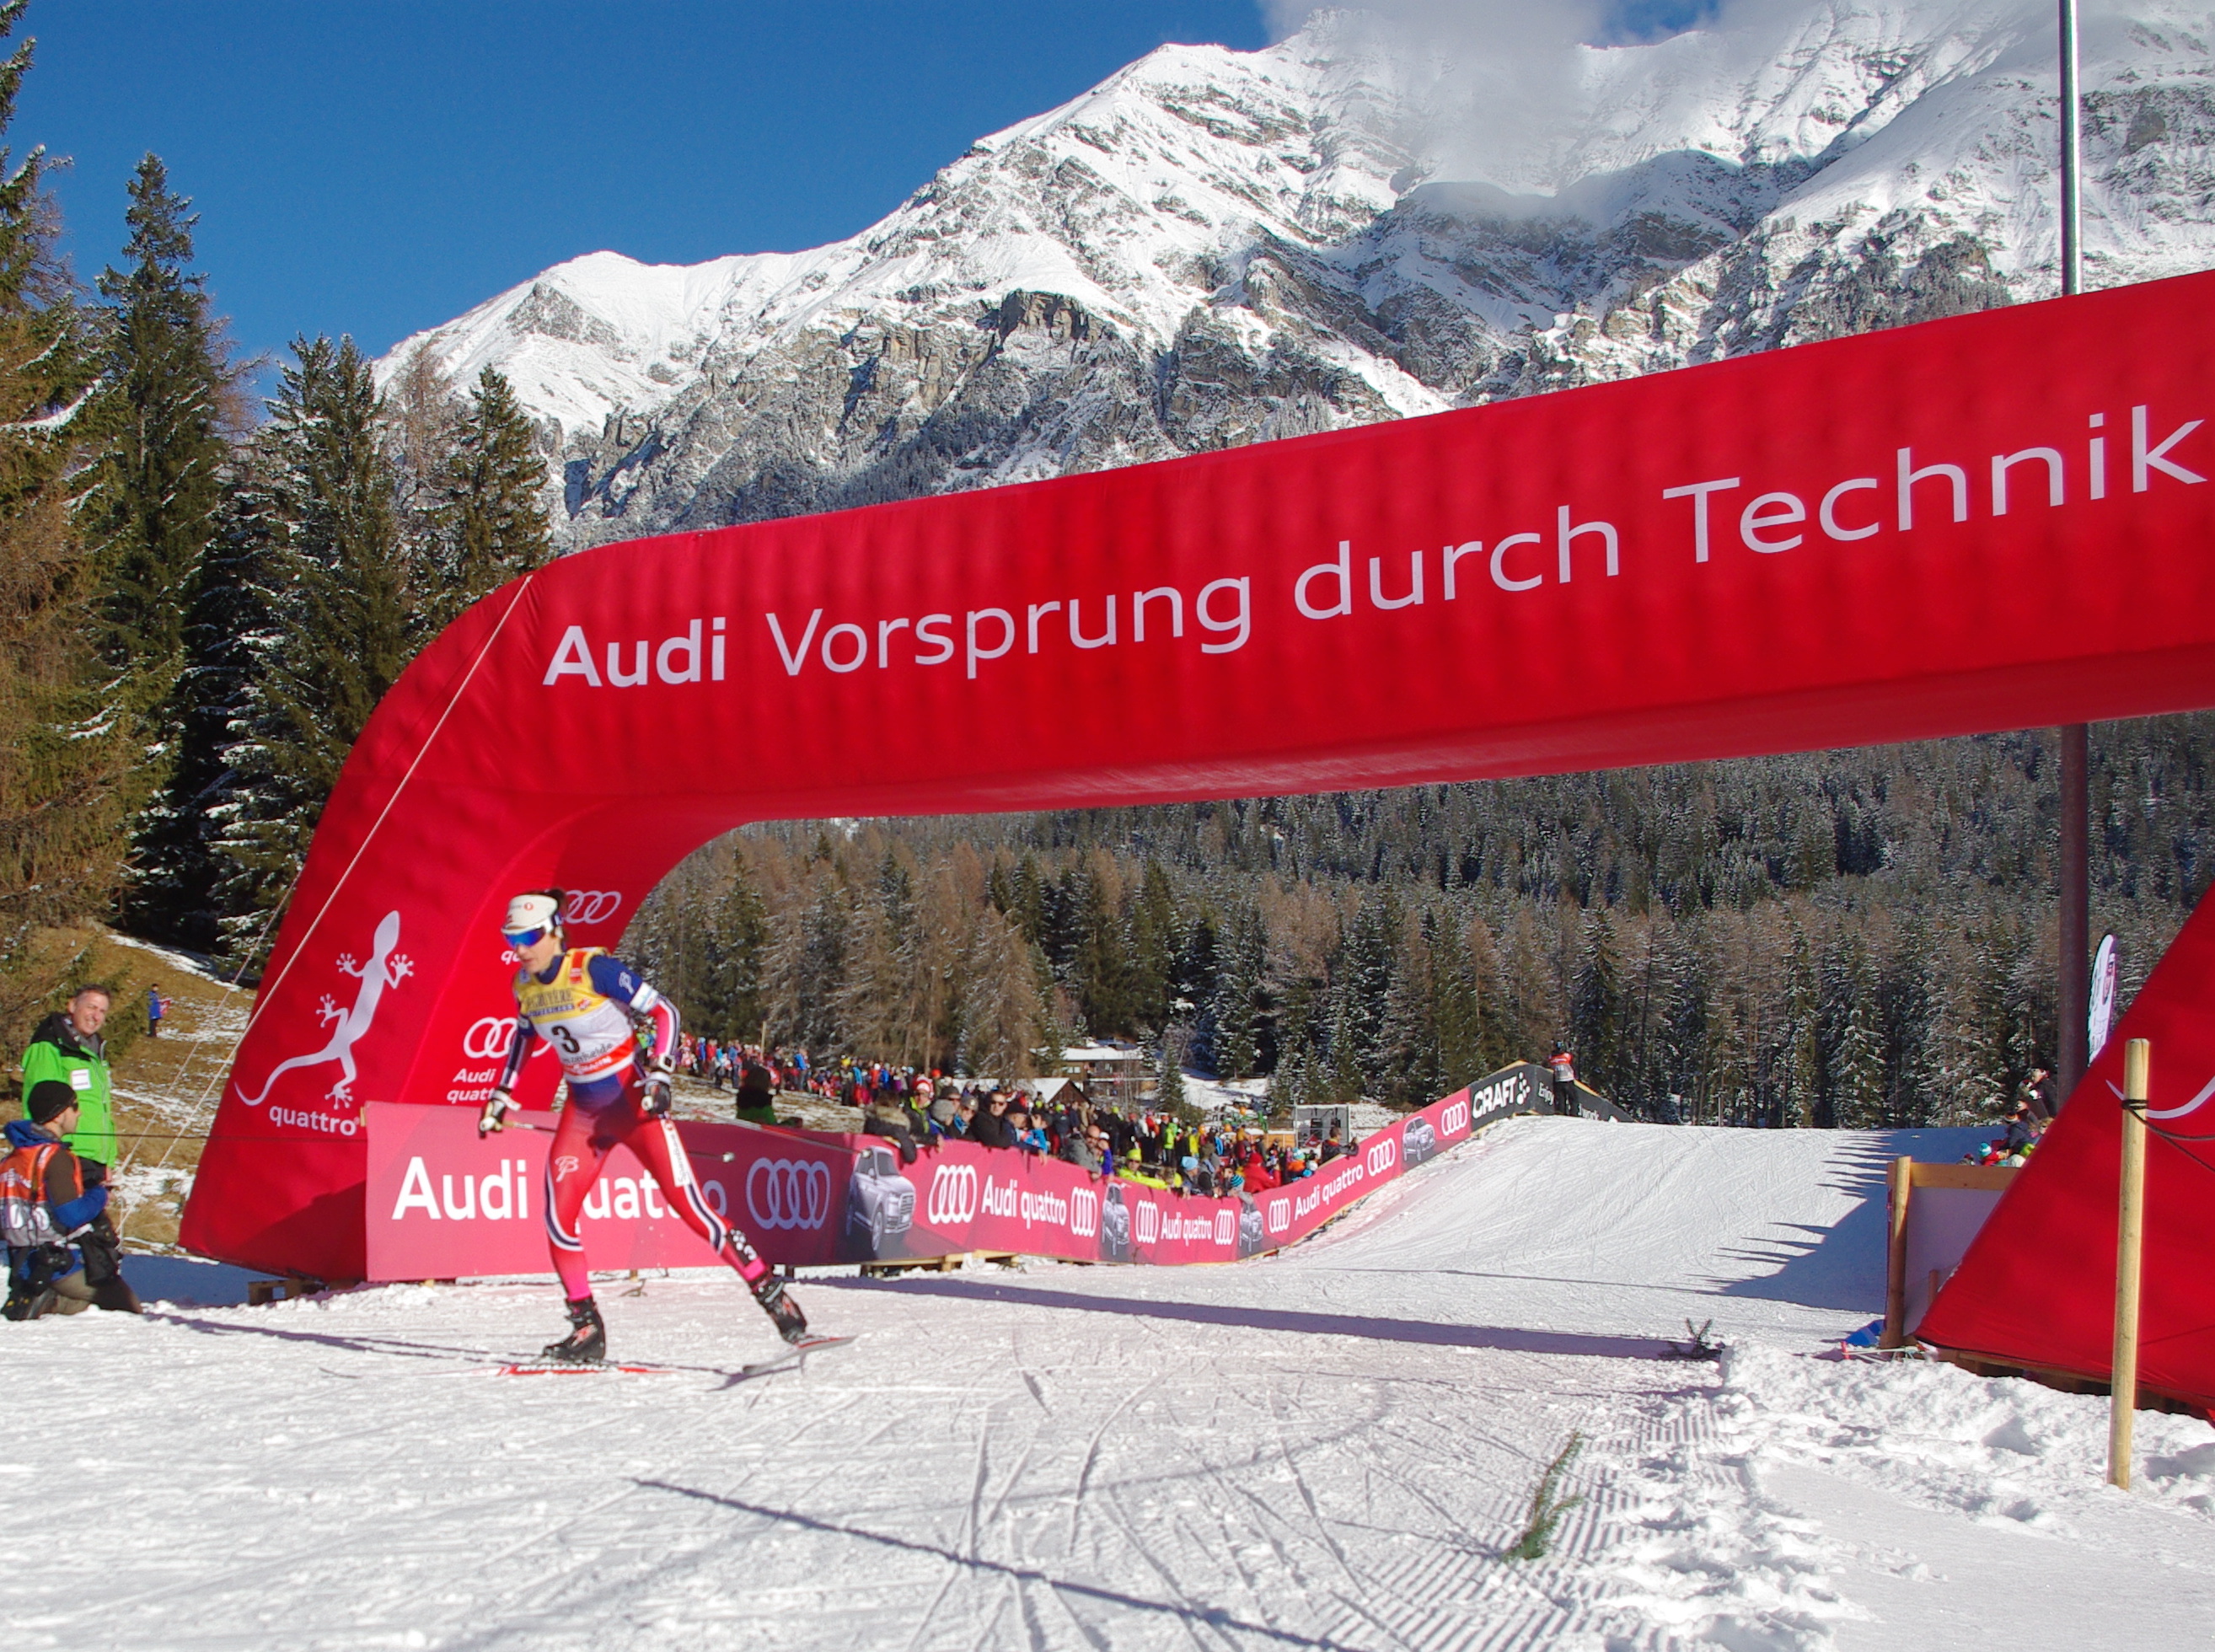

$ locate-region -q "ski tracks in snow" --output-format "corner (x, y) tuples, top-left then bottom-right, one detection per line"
(10, 1120), (2212, 1649)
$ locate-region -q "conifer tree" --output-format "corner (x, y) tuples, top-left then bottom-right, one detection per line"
(435, 365), (550, 625)
(1206, 904), (1266, 1079)
(216, 336), (415, 951)
(702, 858), (770, 1039)
(138, 445), (274, 950)
(1429, 909), (1484, 1093)
(1126, 857), (1178, 1031)
(1156, 1034), (1187, 1113)
(1570, 906), (1622, 1094)
(96, 154), (247, 940)
(381, 341), (458, 557)
(1378, 911), (1438, 1103)
(0, 3), (137, 1032)
(958, 907), (1044, 1081)
(92, 155), (234, 689)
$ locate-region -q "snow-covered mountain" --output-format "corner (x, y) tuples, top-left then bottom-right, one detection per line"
(378, 3), (2215, 550)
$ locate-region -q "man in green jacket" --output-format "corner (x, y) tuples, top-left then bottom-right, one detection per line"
(18, 985), (136, 1311)
(21, 986), (116, 1185)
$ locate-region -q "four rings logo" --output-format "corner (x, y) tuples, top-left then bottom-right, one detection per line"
(563, 889), (624, 926)
(1212, 1210), (1236, 1247)
(745, 1158), (831, 1231)
(1070, 1187), (1099, 1238)
(1135, 1202), (1161, 1246)
(461, 1016), (516, 1060)
(1366, 1137), (1399, 1176)
(1440, 1098), (1470, 1136)
(926, 1163), (979, 1226)
(1265, 1195), (1291, 1234)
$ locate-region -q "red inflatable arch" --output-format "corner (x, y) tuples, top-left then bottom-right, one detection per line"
(183, 271), (2215, 1283)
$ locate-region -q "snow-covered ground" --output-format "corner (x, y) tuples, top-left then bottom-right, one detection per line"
(7, 1116), (2211, 1650)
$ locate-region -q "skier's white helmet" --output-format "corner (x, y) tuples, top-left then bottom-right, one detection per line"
(503, 891), (562, 939)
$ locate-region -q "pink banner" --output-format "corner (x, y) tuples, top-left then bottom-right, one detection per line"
(362, 1089), (1477, 1281)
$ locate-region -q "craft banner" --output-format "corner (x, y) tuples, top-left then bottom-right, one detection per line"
(184, 271), (2215, 1281)
(362, 1089), (1479, 1280)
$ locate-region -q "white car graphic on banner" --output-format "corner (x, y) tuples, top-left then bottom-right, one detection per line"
(849, 1145), (916, 1252)
(1099, 1183), (1132, 1261)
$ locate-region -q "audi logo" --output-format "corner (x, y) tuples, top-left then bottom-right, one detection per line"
(1440, 1099), (1470, 1136)
(926, 1163), (979, 1226)
(1266, 1196), (1290, 1234)
(564, 889), (623, 926)
(1070, 1188), (1099, 1238)
(1135, 1203), (1160, 1245)
(461, 1016), (516, 1059)
(745, 1158), (831, 1231)
(1212, 1210), (1235, 1246)
(1366, 1138), (1399, 1176)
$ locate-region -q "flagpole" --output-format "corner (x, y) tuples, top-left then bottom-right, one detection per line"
(2057, 0), (2090, 1113)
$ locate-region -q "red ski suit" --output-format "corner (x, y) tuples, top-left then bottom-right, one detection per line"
(540, 1081), (769, 1301)
(500, 947), (770, 1300)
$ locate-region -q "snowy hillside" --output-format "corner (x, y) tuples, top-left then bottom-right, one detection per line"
(378, 3), (2215, 554)
(10, 1117), (2212, 1649)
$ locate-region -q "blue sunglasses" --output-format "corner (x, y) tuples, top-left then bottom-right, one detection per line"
(503, 925), (550, 949)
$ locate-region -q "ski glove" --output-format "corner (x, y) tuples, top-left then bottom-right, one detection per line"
(642, 1062), (674, 1118)
(479, 1091), (514, 1137)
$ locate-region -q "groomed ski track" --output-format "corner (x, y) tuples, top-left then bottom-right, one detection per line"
(7, 1116), (2213, 1650)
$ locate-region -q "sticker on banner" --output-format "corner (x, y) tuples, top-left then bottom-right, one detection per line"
(746, 1158), (831, 1231)
(927, 1164), (979, 1225)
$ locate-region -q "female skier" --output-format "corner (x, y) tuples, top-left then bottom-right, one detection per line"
(478, 890), (811, 1363)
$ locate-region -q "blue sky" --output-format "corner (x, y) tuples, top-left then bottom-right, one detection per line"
(27, 2), (1708, 373)
(27, 3), (1273, 368)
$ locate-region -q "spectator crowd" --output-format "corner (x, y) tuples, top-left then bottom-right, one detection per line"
(669, 1036), (1354, 1196)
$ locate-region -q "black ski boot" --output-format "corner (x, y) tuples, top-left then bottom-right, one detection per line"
(753, 1275), (809, 1345)
(542, 1295), (606, 1364)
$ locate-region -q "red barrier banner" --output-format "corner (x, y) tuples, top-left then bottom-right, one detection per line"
(361, 1089), (1478, 1280)
(185, 272), (2215, 1280)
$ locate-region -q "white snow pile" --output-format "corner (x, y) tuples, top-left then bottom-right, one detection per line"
(3, 1114), (2209, 1650)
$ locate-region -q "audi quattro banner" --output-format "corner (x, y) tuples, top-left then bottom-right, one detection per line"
(185, 271), (2215, 1280)
(362, 1105), (852, 1279)
(886, 1088), (1476, 1265)
(364, 1087), (1479, 1279)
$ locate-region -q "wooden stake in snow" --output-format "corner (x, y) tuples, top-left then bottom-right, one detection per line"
(2108, 1037), (2149, 1490)
(1882, 1156), (1912, 1349)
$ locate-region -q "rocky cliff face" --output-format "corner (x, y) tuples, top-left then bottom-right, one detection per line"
(378, 3), (2215, 550)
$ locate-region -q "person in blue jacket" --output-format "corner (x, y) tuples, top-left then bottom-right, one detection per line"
(2, 1081), (112, 1319)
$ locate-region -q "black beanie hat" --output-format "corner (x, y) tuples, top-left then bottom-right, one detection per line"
(25, 1079), (78, 1125)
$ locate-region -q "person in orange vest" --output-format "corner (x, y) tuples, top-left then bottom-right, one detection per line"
(3, 1082), (111, 1319)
